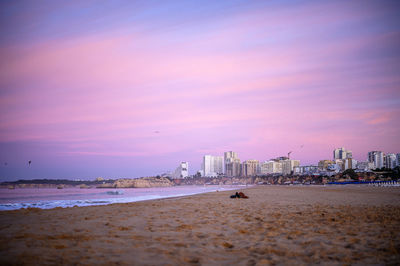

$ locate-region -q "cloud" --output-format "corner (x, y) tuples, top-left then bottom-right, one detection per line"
(1, 0), (399, 178)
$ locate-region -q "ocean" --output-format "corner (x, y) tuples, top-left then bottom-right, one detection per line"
(0, 185), (244, 211)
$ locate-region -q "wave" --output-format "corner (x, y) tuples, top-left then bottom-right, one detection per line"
(0, 186), (243, 211)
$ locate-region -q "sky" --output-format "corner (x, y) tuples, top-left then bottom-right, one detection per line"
(0, 0), (400, 181)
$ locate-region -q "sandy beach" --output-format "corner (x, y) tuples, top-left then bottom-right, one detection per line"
(1, 185), (399, 265)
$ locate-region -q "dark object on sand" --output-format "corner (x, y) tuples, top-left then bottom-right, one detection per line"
(230, 192), (240, 198)
(238, 192), (248, 198)
(230, 192), (249, 199)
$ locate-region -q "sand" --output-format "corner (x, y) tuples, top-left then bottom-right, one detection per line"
(0, 185), (400, 265)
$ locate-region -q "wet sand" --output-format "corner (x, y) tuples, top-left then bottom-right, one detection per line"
(1, 185), (399, 265)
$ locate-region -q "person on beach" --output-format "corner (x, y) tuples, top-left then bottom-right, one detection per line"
(238, 192), (248, 198)
(230, 192), (249, 198)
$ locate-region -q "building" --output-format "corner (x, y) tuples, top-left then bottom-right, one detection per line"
(281, 159), (300, 175)
(397, 153), (400, 167)
(333, 147), (352, 160)
(344, 158), (357, 170)
(356, 161), (374, 172)
(293, 165), (318, 175)
(327, 163), (342, 173)
(202, 155), (223, 177)
(241, 160), (259, 176)
(172, 162), (189, 179)
(318, 160), (334, 170)
(368, 151), (384, 169)
(385, 153), (397, 169)
(293, 166), (302, 175)
(225, 158), (241, 177)
(260, 161), (283, 174)
(334, 159), (345, 171)
(224, 151), (238, 174)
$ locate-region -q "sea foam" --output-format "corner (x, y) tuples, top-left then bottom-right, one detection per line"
(0, 186), (243, 211)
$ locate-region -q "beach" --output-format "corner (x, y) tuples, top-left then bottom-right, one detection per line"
(1, 185), (399, 265)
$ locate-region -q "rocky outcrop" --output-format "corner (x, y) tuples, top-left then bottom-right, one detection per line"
(96, 183), (114, 188)
(112, 177), (174, 188)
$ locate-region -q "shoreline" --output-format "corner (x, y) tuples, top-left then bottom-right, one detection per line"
(1, 183), (397, 211)
(1, 186), (399, 265)
(0, 185), (251, 211)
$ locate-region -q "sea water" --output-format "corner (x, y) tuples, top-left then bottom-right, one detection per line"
(0, 186), (244, 211)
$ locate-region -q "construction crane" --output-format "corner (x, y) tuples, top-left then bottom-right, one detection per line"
(288, 151), (292, 159)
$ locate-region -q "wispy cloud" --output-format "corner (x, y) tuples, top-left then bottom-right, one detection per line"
(1, 0), (399, 179)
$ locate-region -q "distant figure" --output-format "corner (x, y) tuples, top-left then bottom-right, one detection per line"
(4, 162), (7, 166)
(28, 160), (31, 166)
(238, 192), (248, 199)
(230, 191), (249, 199)
(154, 131), (160, 134)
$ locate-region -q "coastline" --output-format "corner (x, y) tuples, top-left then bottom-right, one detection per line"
(1, 185), (399, 265)
(0, 185), (248, 211)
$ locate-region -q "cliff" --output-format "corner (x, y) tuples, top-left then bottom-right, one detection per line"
(111, 177), (174, 188)
(0, 177), (174, 189)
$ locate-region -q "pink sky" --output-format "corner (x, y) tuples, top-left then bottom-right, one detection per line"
(0, 0), (399, 180)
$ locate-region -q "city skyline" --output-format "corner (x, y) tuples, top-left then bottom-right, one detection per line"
(1, 0), (400, 180)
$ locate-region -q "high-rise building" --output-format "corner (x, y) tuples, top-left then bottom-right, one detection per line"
(385, 154), (397, 169)
(172, 162), (189, 179)
(225, 158), (241, 177)
(260, 161), (283, 174)
(281, 159), (300, 175)
(241, 160), (259, 177)
(333, 147), (352, 160)
(202, 155), (223, 177)
(344, 158), (357, 170)
(224, 151), (238, 174)
(368, 151), (384, 169)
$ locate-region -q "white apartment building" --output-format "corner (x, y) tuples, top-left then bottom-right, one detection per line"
(224, 151), (238, 174)
(344, 158), (358, 170)
(368, 151), (384, 169)
(202, 155), (223, 177)
(281, 159), (300, 175)
(385, 153), (397, 169)
(225, 158), (241, 177)
(260, 161), (282, 174)
(241, 160), (260, 176)
(333, 147), (352, 160)
(172, 162), (189, 179)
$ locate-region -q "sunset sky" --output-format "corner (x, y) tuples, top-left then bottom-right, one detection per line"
(1, 0), (399, 180)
